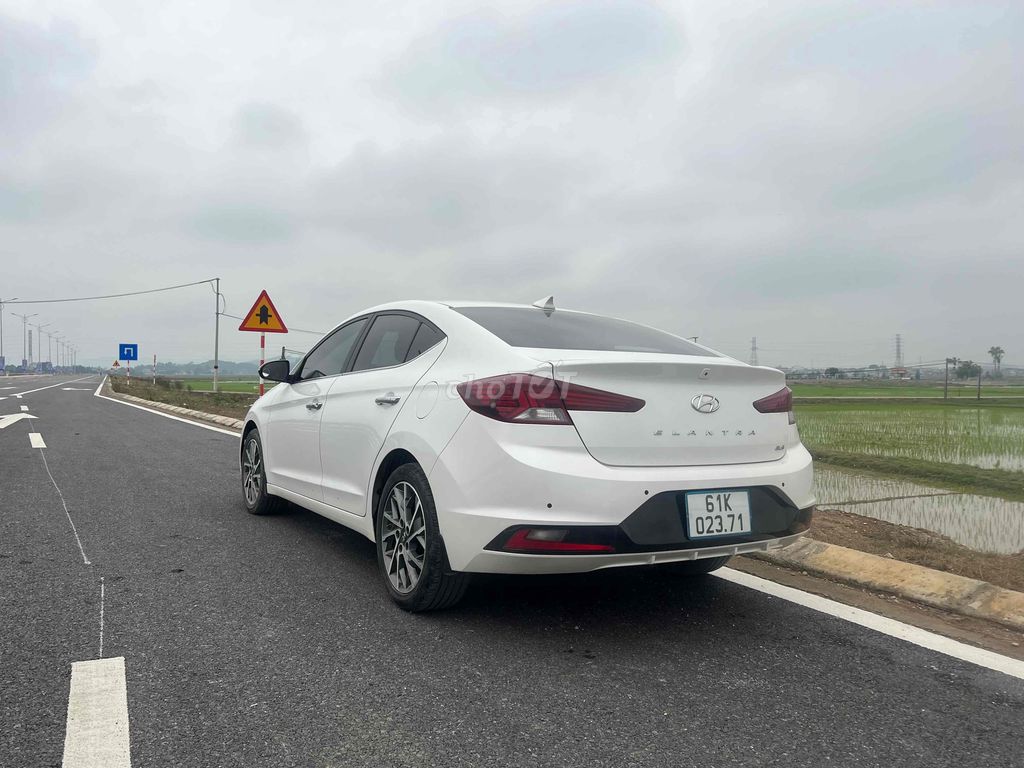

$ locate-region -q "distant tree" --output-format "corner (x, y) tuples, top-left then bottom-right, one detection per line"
(824, 367), (842, 378)
(988, 346), (1005, 377)
(955, 360), (981, 380)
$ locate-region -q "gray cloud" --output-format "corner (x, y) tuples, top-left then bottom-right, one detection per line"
(0, 1), (1021, 370)
(384, 0), (682, 110)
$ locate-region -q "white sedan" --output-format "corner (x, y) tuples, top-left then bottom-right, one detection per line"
(241, 299), (815, 611)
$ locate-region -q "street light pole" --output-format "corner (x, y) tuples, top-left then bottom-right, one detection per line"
(13, 313), (38, 368)
(0, 297), (19, 370)
(34, 322), (51, 370)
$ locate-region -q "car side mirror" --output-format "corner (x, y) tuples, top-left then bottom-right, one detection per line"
(259, 359), (291, 383)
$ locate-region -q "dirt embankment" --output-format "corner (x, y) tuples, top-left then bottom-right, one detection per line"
(109, 377), (256, 420)
(808, 508), (1024, 593)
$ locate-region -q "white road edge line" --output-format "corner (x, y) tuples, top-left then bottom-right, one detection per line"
(62, 657), (132, 768)
(716, 567), (1024, 681)
(93, 376), (240, 437)
(29, 432), (47, 448)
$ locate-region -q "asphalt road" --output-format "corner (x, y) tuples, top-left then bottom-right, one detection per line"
(2, 375), (1022, 768)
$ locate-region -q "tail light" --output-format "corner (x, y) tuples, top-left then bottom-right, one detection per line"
(753, 386), (796, 425)
(457, 374), (644, 425)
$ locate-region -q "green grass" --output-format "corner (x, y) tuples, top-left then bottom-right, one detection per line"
(166, 377), (276, 393)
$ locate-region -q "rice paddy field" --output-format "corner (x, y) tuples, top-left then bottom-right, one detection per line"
(797, 402), (1024, 471)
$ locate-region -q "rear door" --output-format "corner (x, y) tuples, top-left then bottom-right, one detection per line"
(319, 314), (446, 515)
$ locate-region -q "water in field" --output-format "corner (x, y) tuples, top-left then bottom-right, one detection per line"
(797, 404), (1024, 471)
(813, 467), (1024, 554)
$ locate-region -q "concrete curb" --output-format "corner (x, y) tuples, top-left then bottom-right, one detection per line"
(753, 538), (1024, 632)
(102, 380), (244, 431)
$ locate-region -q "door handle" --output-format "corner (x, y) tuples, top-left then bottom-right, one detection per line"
(375, 393), (401, 406)
(306, 401), (323, 411)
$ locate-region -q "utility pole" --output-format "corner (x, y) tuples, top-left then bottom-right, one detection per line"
(749, 337), (759, 366)
(213, 277), (222, 393)
(977, 365), (982, 401)
(894, 334), (904, 369)
(944, 357), (958, 400)
(47, 331), (57, 370)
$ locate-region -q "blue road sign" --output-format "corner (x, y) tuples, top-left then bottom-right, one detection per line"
(119, 343), (139, 361)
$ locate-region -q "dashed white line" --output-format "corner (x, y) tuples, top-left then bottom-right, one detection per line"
(716, 567), (1024, 680)
(29, 432), (47, 448)
(62, 657), (132, 768)
(20, 405), (29, 411)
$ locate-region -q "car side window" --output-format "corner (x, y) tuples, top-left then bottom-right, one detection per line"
(405, 322), (444, 362)
(350, 314), (420, 372)
(298, 318), (368, 380)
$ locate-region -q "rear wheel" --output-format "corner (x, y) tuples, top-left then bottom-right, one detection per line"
(657, 555), (731, 575)
(375, 463), (469, 612)
(241, 429), (287, 515)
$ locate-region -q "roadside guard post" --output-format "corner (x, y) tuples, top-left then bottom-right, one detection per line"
(119, 343), (138, 386)
(238, 290), (288, 396)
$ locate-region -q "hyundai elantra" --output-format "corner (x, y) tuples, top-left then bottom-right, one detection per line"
(241, 299), (814, 611)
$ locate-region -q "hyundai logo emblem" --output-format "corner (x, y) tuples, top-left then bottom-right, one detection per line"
(690, 394), (720, 414)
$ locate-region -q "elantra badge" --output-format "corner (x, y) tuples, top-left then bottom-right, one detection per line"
(690, 394), (720, 414)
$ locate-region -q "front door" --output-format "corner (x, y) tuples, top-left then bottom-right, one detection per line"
(263, 317), (370, 501)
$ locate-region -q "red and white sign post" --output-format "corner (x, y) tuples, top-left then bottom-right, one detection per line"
(238, 290), (288, 397)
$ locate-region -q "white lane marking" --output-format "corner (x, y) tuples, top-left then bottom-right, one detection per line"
(0, 413), (37, 429)
(37, 447), (91, 565)
(716, 567), (1024, 681)
(99, 578), (105, 658)
(94, 377), (240, 437)
(63, 387), (93, 391)
(29, 432), (47, 448)
(62, 657), (132, 768)
(20, 405), (29, 411)
(9, 375), (95, 398)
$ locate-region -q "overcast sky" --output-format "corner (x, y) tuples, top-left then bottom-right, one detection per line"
(1, 0), (1021, 369)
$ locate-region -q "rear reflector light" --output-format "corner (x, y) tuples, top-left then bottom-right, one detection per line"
(753, 387), (796, 424)
(503, 528), (616, 553)
(457, 374), (644, 425)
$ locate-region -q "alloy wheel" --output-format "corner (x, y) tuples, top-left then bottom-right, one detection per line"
(380, 481), (427, 593)
(242, 438), (262, 506)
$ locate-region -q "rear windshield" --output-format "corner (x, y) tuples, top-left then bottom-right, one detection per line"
(454, 307), (713, 355)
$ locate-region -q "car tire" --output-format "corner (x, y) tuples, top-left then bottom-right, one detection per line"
(241, 429), (288, 516)
(657, 555), (731, 575)
(375, 463), (469, 612)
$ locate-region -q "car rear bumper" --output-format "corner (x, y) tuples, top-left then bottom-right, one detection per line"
(428, 415), (815, 573)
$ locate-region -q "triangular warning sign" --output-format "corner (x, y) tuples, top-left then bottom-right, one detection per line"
(238, 290), (288, 333)
(111, 360), (121, 368)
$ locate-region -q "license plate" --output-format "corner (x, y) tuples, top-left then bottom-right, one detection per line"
(684, 490), (752, 539)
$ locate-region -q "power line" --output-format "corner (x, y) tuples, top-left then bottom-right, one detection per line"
(4, 278), (216, 304)
(220, 312), (326, 336)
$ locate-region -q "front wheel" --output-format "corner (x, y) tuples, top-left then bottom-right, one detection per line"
(241, 429), (287, 516)
(375, 463), (469, 612)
